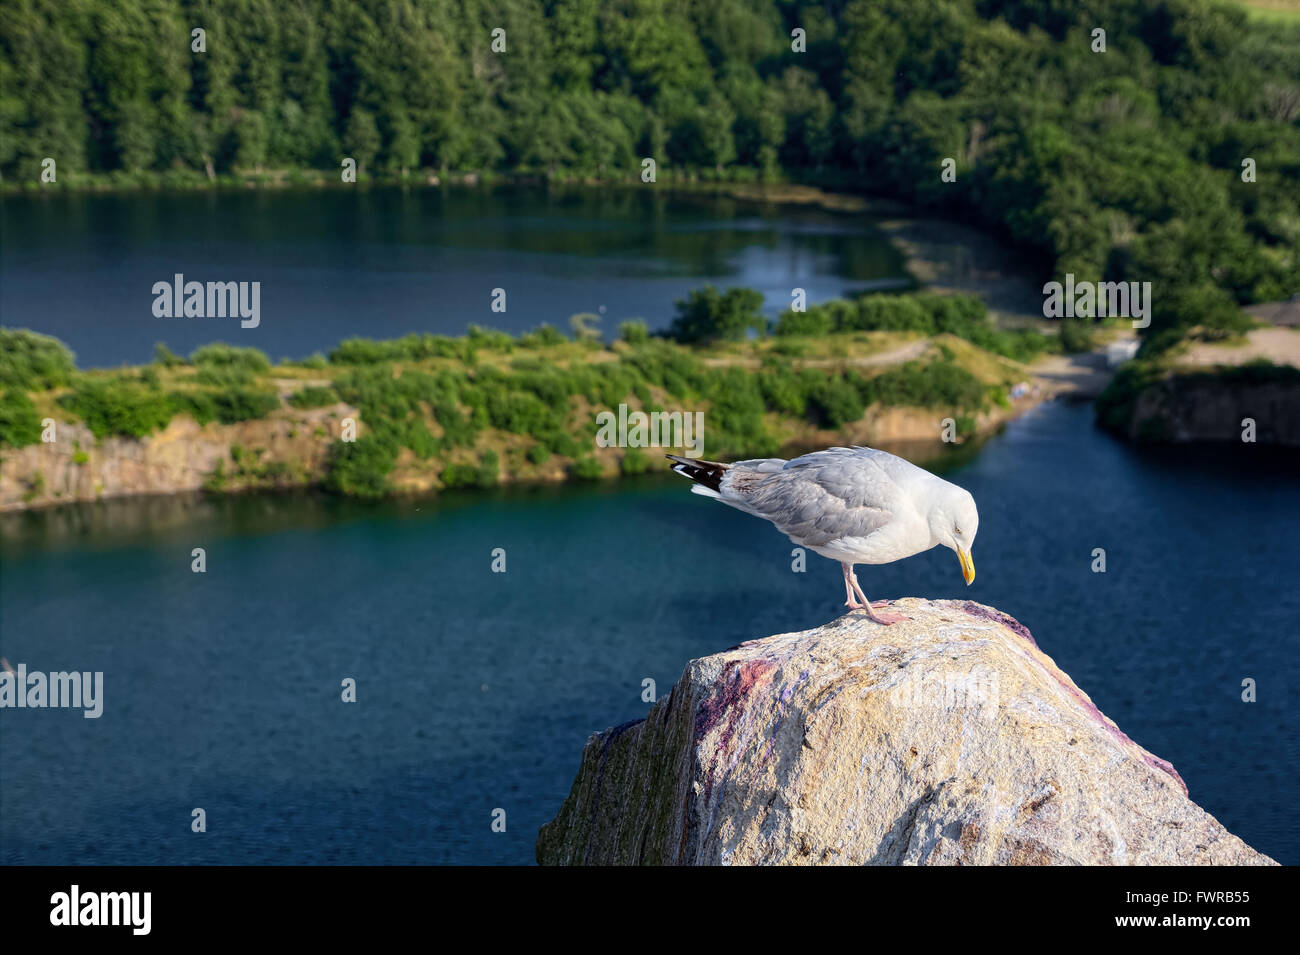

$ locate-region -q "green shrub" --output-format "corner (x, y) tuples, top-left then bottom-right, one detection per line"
(324, 436), (397, 497)
(772, 307), (833, 337)
(807, 375), (865, 427)
(0, 329), (75, 389)
(477, 450), (500, 486)
(189, 343), (271, 373)
(288, 385), (339, 409)
(0, 389), (43, 447)
(466, 324), (514, 351)
(59, 377), (175, 439)
(1059, 319), (1095, 354)
(293, 352), (329, 369)
(195, 364), (255, 387)
(620, 447), (650, 474)
(860, 359), (988, 411)
(570, 455), (604, 479)
(440, 454), (501, 489)
(618, 320), (650, 344)
(517, 324), (567, 348)
(210, 388), (280, 424)
(757, 360), (808, 415)
(169, 391), (216, 424)
(403, 418), (439, 459)
(153, 343), (186, 367)
(665, 286), (765, 344)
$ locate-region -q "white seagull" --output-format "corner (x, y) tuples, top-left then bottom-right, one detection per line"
(668, 446), (978, 624)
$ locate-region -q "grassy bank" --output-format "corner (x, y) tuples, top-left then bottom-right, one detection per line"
(1, 289), (1062, 503)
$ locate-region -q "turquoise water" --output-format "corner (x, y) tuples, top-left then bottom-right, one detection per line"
(0, 186), (909, 367)
(2, 400), (1296, 864)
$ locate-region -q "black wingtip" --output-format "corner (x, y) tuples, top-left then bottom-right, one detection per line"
(666, 455), (726, 492)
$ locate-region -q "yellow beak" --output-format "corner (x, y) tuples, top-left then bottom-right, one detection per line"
(958, 548), (975, 585)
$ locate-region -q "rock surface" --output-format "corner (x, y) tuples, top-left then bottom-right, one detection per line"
(1126, 372), (1300, 446)
(0, 409), (346, 511)
(537, 599), (1275, 866)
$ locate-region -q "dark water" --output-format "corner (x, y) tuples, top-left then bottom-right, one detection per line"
(1, 400), (1296, 865)
(0, 186), (909, 367)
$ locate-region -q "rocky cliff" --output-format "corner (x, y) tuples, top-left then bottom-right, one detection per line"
(1125, 372), (1300, 445)
(0, 408), (345, 510)
(537, 599), (1275, 865)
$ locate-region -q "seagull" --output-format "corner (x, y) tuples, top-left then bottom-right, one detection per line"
(667, 446), (978, 624)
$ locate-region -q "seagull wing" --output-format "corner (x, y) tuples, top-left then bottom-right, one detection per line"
(723, 447), (904, 547)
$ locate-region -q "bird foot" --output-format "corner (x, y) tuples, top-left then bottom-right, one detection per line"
(844, 600), (908, 624)
(861, 609), (908, 625)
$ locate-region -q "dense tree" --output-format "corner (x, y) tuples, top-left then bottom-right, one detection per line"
(1, 0), (1296, 343)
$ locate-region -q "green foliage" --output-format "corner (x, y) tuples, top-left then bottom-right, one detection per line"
(288, 385), (338, 409)
(466, 325), (514, 351)
(517, 325), (566, 348)
(618, 320), (650, 345)
(620, 447), (650, 474)
(666, 286), (765, 344)
(859, 359), (988, 411)
(324, 437), (397, 498)
(293, 353), (329, 370)
(807, 375), (865, 428)
(570, 455), (604, 479)
(1059, 319), (1096, 354)
(1095, 358), (1169, 432)
(209, 389), (280, 424)
(0, 389), (43, 447)
(776, 292), (1051, 362)
(152, 343), (186, 367)
(441, 451), (500, 489)
(330, 333), (466, 365)
(5, 0), (1291, 359)
(0, 329), (75, 389)
(189, 343), (271, 373)
(59, 376), (175, 439)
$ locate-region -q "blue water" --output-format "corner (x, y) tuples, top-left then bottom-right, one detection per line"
(1, 400), (1296, 864)
(0, 186), (908, 367)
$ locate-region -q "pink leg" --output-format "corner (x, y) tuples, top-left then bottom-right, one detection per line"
(841, 562), (865, 609)
(847, 565), (907, 625)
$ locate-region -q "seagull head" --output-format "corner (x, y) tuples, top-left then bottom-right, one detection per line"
(928, 484), (979, 585)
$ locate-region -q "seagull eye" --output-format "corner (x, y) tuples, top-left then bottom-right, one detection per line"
(954, 526), (962, 535)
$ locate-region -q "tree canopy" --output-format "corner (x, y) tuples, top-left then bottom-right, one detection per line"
(2, 0), (1297, 345)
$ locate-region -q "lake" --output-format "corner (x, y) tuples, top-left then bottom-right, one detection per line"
(1, 400), (1296, 865)
(0, 185), (910, 367)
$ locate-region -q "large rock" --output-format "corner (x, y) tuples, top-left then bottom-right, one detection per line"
(537, 599), (1275, 865)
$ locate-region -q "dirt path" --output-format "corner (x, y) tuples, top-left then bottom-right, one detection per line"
(1179, 327), (1300, 369)
(701, 339), (931, 369)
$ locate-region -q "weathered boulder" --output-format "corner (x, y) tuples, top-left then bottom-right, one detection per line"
(537, 599), (1275, 865)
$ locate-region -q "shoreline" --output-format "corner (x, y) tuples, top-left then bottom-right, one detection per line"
(0, 368), (1072, 515)
(0, 181), (1087, 515)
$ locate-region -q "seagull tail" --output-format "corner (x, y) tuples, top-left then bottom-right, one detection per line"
(665, 454), (729, 493)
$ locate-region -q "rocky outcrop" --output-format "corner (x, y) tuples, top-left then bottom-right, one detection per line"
(537, 599), (1275, 865)
(1098, 354), (1300, 447)
(1124, 372), (1300, 445)
(0, 408), (346, 510)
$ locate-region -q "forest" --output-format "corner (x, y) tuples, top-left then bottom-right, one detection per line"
(2, 0), (1298, 350)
